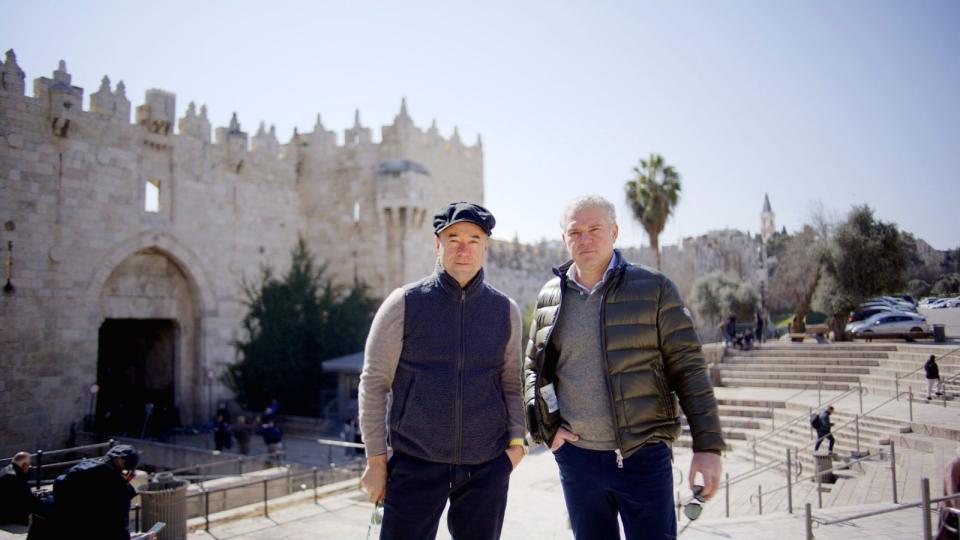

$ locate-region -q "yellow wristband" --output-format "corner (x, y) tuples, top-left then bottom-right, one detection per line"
(509, 438), (528, 455)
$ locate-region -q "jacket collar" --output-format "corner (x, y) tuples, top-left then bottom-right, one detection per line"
(553, 248), (627, 283)
(435, 261), (486, 299)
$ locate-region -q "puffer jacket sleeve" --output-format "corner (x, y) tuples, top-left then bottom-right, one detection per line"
(657, 276), (725, 454)
(523, 290), (547, 443)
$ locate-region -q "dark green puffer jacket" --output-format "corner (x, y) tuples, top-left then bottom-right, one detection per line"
(523, 254), (724, 458)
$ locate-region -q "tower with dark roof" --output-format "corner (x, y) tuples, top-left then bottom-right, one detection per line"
(761, 193), (775, 243)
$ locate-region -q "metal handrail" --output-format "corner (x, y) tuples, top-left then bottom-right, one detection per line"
(158, 451), (282, 477)
(809, 389), (916, 449)
(761, 451), (885, 498)
(753, 386), (860, 447)
(900, 344), (960, 382)
(0, 440), (114, 467)
(816, 491), (960, 526)
(725, 458), (785, 487)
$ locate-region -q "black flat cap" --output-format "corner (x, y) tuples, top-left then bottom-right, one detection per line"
(433, 202), (496, 236)
(106, 444), (139, 470)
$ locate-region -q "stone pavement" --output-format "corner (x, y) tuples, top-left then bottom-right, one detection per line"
(183, 445), (935, 539)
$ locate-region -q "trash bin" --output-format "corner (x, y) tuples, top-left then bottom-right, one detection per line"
(139, 472), (188, 540)
(934, 324), (946, 343)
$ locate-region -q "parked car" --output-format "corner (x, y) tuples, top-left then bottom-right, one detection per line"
(847, 306), (895, 326)
(927, 298), (952, 309)
(847, 312), (930, 339)
(862, 298), (916, 312)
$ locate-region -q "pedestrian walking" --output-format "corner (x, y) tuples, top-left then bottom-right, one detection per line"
(813, 406), (836, 454)
(230, 415), (253, 455)
(926, 355), (944, 400)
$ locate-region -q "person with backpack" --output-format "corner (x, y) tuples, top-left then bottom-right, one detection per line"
(39, 445), (156, 540)
(812, 406), (835, 453)
(926, 355), (944, 400)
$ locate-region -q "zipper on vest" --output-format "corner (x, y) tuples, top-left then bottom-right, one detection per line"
(455, 290), (466, 464)
(598, 267), (626, 468)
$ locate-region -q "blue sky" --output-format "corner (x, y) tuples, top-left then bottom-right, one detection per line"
(3, 0), (958, 249)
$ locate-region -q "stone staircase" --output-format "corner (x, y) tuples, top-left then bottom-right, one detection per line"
(719, 342), (960, 404)
(680, 342), (960, 517)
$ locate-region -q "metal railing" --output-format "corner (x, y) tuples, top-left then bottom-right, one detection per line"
(895, 344), (960, 405)
(188, 463), (362, 531)
(0, 440), (117, 491)
(805, 478), (960, 540)
(722, 439), (903, 519)
(747, 384), (862, 468)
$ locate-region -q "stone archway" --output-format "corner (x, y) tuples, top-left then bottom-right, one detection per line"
(96, 248), (200, 435)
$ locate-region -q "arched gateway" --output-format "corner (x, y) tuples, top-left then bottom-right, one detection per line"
(90, 232), (216, 436)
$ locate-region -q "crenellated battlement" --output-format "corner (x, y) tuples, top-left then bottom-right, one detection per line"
(0, 51), (481, 164)
(0, 47), (484, 298)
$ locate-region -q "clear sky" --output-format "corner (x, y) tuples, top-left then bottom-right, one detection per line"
(3, 0), (958, 249)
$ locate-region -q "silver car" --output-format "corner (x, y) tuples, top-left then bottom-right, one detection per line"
(848, 312), (930, 337)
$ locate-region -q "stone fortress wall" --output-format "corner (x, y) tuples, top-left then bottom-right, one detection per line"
(0, 50), (482, 454)
(0, 49), (769, 454)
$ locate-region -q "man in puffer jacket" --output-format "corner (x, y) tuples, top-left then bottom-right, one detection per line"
(359, 202), (525, 540)
(524, 195), (724, 540)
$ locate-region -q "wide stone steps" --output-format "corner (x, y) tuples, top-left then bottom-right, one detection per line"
(717, 398), (787, 409)
(723, 356), (882, 366)
(718, 364), (872, 375)
(720, 378), (852, 391)
(729, 349), (891, 359)
(712, 404), (775, 418)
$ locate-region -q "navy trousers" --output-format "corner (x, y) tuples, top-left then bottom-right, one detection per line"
(380, 451), (512, 540)
(554, 442), (676, 540)
(815, 430), (835, 451)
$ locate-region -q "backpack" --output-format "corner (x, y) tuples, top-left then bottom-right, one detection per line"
(810, 413), (821, 429)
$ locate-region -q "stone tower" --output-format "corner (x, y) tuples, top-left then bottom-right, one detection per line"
(760, 193), (775, 243)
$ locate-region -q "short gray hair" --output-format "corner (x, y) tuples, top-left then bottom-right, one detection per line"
(561, 195), (617, 230)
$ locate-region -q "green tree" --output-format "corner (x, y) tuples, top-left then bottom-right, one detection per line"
(690, 271), (759, 338)
(225, 238), (379, 417)
(766, 226), (828, 331)
(932, 273), (960, 296)
(624, 153), (681, 270)
(819, 205), (909, 340)
(907, 279), (932, 300)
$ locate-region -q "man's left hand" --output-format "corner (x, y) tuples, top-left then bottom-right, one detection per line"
(689, 452), (722, 500)
(506, 445), (525, 470)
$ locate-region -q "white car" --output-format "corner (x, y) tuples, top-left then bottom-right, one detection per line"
(848, 312), (930, 338)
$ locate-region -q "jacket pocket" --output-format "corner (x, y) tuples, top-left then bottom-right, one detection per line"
(652, 361), (675, 419)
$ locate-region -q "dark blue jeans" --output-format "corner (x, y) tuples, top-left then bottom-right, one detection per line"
(815, 430), (835, 451)
(380, 451), (512, 540)
(554, 442), (676, 540)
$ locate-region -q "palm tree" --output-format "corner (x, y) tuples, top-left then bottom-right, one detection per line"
(624, 153), (682, 270)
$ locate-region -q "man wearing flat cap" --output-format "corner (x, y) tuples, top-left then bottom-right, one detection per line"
(359, 202), (525, 540)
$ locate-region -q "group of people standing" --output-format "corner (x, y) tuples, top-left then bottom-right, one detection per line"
(210, 400), (283, 458)
(721, 312), (765, 349)
(358, 197), (724, 540)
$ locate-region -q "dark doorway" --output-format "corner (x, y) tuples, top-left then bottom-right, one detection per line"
(96, 319), (178, 438)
